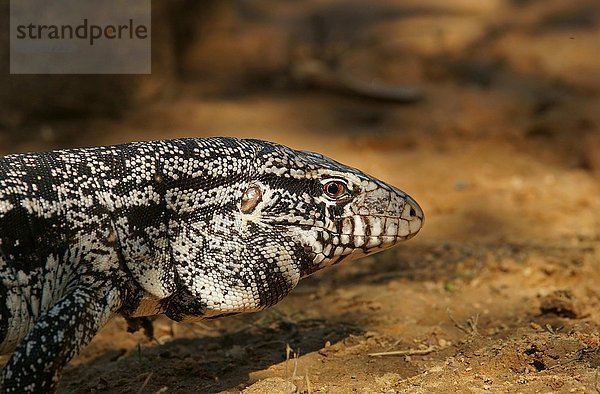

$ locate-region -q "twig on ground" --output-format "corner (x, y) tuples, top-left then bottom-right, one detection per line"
(543, 323), (563, 335)
(447, 308), (479, 335)
(136, 372), (153, 394)
(545, 346), (596, 372)
(368, 345), (438, 357)
(544, 358), (576, 371)
(293, 60), (424, 103)
(467, 313), (479, 334)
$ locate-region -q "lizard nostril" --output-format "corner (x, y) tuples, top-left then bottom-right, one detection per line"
(409, 206), (416, 218)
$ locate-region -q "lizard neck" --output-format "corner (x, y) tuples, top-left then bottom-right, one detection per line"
(109, 138), (250, 305)
(101, 141), (180, 302)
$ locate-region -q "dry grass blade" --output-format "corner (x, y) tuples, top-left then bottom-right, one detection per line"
(285, 343), (292, 377)
(291, 347), (299, 392)
(305, 368), (312, 394)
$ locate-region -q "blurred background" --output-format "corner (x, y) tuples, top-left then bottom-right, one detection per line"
(2, 1), (600, 392)
(2, 0), (599, 164)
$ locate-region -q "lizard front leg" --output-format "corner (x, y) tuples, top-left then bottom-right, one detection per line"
(0, 284), (121, 393)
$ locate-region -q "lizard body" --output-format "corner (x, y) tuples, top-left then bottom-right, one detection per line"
(0, 137), (423, 392)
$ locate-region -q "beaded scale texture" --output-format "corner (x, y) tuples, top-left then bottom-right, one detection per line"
(0, 137), (423, 392)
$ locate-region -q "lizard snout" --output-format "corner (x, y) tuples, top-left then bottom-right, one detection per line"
(342, 188), (424, 252)
(375, 191), (423, 246)
(400, 194), (424, 239)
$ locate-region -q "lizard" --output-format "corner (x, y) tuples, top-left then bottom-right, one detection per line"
(0, 137), (423, 392)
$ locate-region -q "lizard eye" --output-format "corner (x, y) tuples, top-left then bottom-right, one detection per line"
(323, 180), (347, 199)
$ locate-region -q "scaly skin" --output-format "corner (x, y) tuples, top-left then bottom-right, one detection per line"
(0, 137), (423, 392)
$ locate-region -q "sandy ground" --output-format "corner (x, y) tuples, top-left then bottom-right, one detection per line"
(2, 0), (600, 392)
(2, 90), (599, 393)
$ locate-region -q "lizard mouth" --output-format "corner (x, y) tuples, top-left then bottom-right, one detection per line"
(336, 213), (423, 249)
(306, 215), (423, 268)
(334, 192), (424, 249)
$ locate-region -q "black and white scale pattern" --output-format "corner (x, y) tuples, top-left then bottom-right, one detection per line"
(0, 137), (423, 392)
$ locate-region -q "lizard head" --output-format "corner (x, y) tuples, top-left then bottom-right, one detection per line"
(163, 138), (423, 321)
(243, 142), (424, 278)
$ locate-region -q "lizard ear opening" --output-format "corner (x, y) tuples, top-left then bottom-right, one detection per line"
(241, 184), (262, 214)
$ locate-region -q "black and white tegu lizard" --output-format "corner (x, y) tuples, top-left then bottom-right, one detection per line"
(0, 137), (423, 392)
